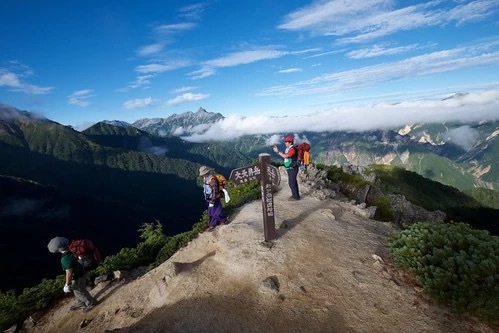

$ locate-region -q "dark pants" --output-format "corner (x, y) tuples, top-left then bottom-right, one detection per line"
(287, 167), (300, 199)
(72, 272), (96, 306)
(208, 198), (227, 227)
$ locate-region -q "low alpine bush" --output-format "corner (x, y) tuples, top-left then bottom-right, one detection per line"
(389, 222), (499, 324)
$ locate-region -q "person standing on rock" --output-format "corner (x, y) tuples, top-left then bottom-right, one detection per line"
(199, 165), (228, 231)
(47, 236), (97, 312)
(273, 136), (300, 201)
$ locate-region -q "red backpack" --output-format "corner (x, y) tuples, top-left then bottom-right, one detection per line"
(297, 142), (311, 166)
(69, 239), (102, 271)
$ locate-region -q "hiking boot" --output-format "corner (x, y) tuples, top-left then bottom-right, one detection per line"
(83, 304), (95, 312)
(69, 303), (85, 311)
(287, 197), (300, 201)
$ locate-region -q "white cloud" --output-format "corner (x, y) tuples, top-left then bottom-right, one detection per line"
(122, 91), (208, 109)
(445, 125), (479, 150)
(181, 89), (499, 142)
(190, 49), (288, 79)
(136, 22), (197, 57)
(278, 0), (498, 44)
(137, 43), (166, 57)
(123, 97), (155, 110)
(204, 50), (286, 68)
(277, 68), (303, 74)
(135, 60), (190, 74)
(260, 43), (499, 97)
(0, 71), (21, 87)
(267, 134), (284, 146)
(0, 67), (52, 95)
(347, 43), (420, 59)
(170, 86), (197, 94)
(117, 75), (156, 92)
(179, 4), (206, 20)
(153, 22), (197, 34)
(129, 75), (155, 90)
(138, 137), (168, 156)
(188, 66), (216, 80)
(166, 92), (209, 106)
(68, 89), (94, 107)
(447, 0), (499, 26)
(278, 0), (390, 34)
(172, 126), (186, 136)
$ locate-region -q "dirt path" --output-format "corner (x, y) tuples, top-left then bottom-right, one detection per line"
(21, 169), (494, 333)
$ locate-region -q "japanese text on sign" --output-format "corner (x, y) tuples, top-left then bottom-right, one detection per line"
(231, 165), (261, 184)
(266, 164), (279, 186)
(265, 183), (273, 217)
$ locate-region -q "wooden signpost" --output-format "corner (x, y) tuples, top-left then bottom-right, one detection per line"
(229, 153), (280, 241)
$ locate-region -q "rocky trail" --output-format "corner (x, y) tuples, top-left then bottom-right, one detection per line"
(17, 169), (494, 333)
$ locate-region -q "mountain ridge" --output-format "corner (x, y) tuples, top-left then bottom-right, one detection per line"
(4, 103), (496, 192)
(1, 103), (497, 293)
(125, 106), (499, 191)
(132, 107), (224, 137)
(17, 170), (495, 333)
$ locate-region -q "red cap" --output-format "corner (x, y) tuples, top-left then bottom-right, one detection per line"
(284, 136), (294, 142)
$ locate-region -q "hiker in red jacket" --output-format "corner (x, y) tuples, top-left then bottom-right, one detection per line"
(199, 165), (228, 231)
(273, 136), (300, 200)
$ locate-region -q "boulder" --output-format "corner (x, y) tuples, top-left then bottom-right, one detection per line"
(388, 194), (446, 228)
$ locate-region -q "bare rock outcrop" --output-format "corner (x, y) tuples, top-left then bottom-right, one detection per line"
(302, 164), (447, 227)
(388, 194), (446, 228)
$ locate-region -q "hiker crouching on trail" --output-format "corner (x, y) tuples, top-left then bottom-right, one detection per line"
(273, 135), (300, 201)
(47, 237), (97, 312)
(199, 165), (228, 231)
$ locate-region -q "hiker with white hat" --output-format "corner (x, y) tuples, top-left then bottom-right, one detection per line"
(199, 165), (228, 231)
(47, 236), (97, 312)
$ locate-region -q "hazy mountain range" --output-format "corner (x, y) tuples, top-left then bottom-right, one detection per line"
(0, 103), (497, 292)
(124, 107), (498, 193)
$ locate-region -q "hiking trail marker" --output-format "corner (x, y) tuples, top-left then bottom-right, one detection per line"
(229, 153), (280, 241)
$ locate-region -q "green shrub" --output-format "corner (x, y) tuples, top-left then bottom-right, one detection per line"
(95, 222), (168, 274)
(0, 276), (66, 330)
(317, 164), (369, 199)
(372, 196), (393, 222)
(155, 231), (196, 264)
(224, 179), (261, 212)
(0, 291), (20, 329)
(322, 164), (366, 187)
(389, 222), (499, 323)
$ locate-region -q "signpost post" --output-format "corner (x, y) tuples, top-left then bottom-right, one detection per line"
(229, 153), (280, 241)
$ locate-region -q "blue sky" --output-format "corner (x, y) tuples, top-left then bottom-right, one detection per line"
(1, 0), (498, 139)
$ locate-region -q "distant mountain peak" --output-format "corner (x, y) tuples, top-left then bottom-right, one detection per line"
(102, 120), (134, 128)
(132, 108), (224, 137)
